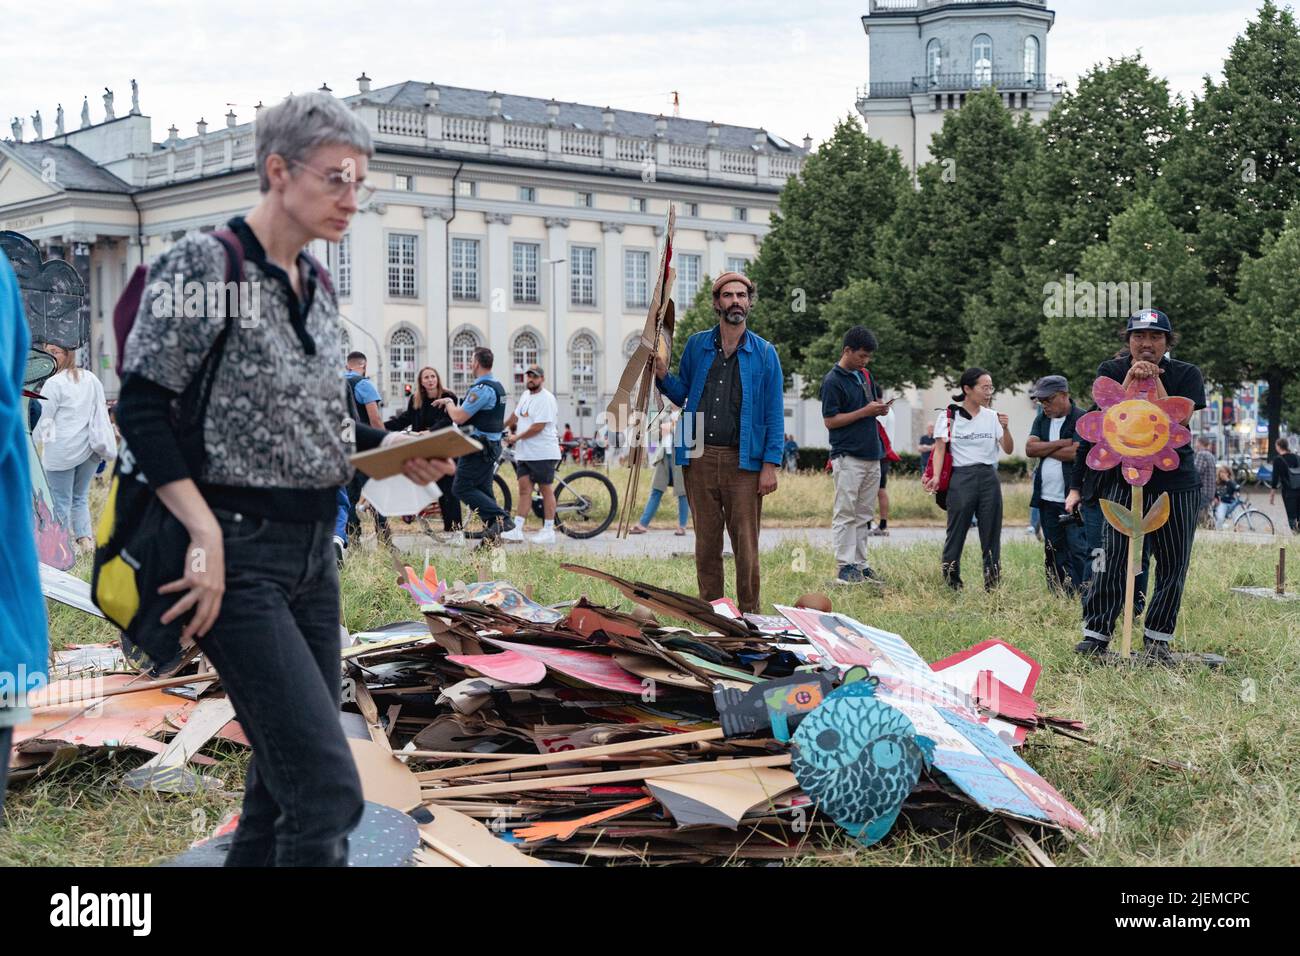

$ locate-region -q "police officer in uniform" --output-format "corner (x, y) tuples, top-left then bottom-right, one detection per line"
(434, 347), (509, 539)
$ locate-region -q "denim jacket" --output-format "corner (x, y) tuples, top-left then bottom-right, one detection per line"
(656, 325), (784, 471)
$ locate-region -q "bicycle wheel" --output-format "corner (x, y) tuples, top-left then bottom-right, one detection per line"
(1234, 508), (1274, 534)
(493, 474), (513, 515)
(553, 470), (618, 539)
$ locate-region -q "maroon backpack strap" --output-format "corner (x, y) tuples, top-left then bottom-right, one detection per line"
(303, 252), (335, 298)
(210, 228), (244, 283)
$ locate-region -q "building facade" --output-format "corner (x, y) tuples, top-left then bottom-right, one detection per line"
(0, 76), (808, 435)
(856, 0), (1063, 176)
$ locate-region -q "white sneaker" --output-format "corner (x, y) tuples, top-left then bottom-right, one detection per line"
(530, 528), (557, 545)
(500, 525), (525, 542)
(332, 535), (346, 565)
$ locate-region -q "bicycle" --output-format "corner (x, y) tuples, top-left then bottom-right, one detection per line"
(1213, 493), (1275, 534)
(396, 443), (619, 543)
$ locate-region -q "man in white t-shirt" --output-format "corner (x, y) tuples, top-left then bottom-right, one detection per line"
(502, 365), (561, 545)
(1025, 375), (1087, 594)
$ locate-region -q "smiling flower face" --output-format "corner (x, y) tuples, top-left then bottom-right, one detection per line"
(1075, 376), (1194, 486)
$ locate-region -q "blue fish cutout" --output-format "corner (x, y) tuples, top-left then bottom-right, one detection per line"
(791, 679), (935, 847)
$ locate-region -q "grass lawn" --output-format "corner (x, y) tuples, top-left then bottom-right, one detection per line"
(6, 519), (1296, 866)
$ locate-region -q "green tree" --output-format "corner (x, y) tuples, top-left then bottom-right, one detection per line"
(875, 87), (1038, 381)
(968, 56), (1185, 387)
(799, 278), (927, 396)
(1040, 196), (1224, 401)
(747, 116), (910, 383)
(1229, 209), (1300, 448)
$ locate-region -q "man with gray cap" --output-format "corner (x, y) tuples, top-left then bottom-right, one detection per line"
(1065, 308), (1206, 664)
(1025, 375), (1087, 594)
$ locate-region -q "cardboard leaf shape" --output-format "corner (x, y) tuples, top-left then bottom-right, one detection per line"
(1100, 499), (1138, 536)
(446, 650), (547, 686)
(1142, 491), (1172, 534)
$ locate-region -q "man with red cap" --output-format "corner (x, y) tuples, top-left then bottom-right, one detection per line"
(654, 271), (784, 613)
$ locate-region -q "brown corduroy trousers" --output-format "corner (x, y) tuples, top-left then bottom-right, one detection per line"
(683, 446), (763, 613)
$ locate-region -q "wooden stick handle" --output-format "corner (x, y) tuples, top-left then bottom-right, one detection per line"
(422, 754), (791, 800)
(29, 673), (217, 711)
(415, 727), (726, 781)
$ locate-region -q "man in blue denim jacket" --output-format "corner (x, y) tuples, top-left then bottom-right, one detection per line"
(654, 272), (783, 612)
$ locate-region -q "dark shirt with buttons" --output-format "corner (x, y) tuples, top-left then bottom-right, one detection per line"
(701, 327), (743, 447)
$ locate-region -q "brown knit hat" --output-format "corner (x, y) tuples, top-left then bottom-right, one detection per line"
(711, 271), (755, 297)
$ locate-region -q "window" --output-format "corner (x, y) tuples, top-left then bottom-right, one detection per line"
(732, 206), (748, 222)
(576, 191), (594, 208)
(683, 202), (699, 217)
(726, 256), (751, 275)
(623, 333), (641, 360)
(387, 327), (418, 407)
(570, 246), (597, 306)
(511, 331), (541, 393)
(450, 329), (480, 394)
(387, 234), (418, 298)
(512, 242), (540, 304)
(336, 233), (352, 297)
(927, 39), (942, 83)
(570, 333), (597, 405)
(340, 326), (352, 365)
(972, 34), (993, 85)
(624, 250), (649, 309)
(632, 197), (648, 214)
(675, 253), (702, 305)
(1024, 36), (1040, 83)
(457, 180), (477, 198)
(395, 173), (414, 191)
(451, 238), (480, 301)
(519, 186), (537, 203)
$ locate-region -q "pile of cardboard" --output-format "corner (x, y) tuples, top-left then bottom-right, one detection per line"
(21, 563), (1096, 866)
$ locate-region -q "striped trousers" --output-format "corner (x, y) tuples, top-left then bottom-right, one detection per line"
(1082, 483), (1199, 645)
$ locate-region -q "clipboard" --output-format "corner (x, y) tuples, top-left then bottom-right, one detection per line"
(349, 427), (483, 480)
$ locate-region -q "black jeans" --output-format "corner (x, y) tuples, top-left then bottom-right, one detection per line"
(1282, 491), (1300, 533)
(345, 471), (389, 540)
(0, 726), (11, 824)
(435, 473), (462, 531)
(942, 464), (1003, 589)
(453, 440), (507, 533)
(199, 511), (363, 866)
(1039, 500), (1088, 595)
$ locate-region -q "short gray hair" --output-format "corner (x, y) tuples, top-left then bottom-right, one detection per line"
(254, 92), (373, 193)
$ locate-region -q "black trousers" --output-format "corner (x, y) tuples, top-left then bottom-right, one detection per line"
(346, 471), (389, 539)
(453, 440), (508, 534)
(1282, 491), (1300, 533)
(200, 512), (363, 866)
(1082, 484), (1199, 645)
(942, 464), (1003, 589)
(1039, 500), (1089, 595)
(435, 473), (462, 531)
(0, 726), (11, 824)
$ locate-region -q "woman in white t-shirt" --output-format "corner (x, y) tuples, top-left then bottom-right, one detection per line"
(33, 345), (112, 550)
(923, 367), (1014, 590)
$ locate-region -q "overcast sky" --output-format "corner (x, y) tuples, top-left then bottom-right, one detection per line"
(0, 0), (1274, 149)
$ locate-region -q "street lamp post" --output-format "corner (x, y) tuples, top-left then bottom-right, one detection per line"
(543, 257), (566, 394)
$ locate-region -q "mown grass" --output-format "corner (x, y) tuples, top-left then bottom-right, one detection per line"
(8, 513), (1297, 866)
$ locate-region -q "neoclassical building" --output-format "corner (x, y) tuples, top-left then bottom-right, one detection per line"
(0, 76), (808, 432)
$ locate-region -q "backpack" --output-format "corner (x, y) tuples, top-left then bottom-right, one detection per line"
(100, 229), (338, 674)
(1283, 454), (1300, 490)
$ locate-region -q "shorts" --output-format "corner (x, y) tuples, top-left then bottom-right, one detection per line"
(515, 458), (559, 486)
(879, 458), (890, 488)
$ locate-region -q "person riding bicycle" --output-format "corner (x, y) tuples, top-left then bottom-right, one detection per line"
(432, 347), (509, 541)
(1214, 464), (1241, 530)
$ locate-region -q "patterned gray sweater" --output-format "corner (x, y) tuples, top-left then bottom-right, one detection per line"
(122, 230), (352, 489)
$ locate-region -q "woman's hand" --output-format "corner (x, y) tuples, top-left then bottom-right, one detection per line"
(1064, 489), (1081, 514)
(157, 520), (226, 641)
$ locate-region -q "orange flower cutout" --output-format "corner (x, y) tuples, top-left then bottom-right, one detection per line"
(1075, 376), (1194, 486)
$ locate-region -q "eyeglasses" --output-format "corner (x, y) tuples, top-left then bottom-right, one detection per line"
(289, 160), (375, 206)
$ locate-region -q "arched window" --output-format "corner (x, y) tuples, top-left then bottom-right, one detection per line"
(511, 331), (541, 394)
(623, 333), (641, 360)
(972, 34), (993, 86)
(570, 333), (597, 411)
(926, 39), (942, 85)
(387, 327), (418, 408)
(450, 329), (480, 395)
(1023, 36), (1039, 85)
